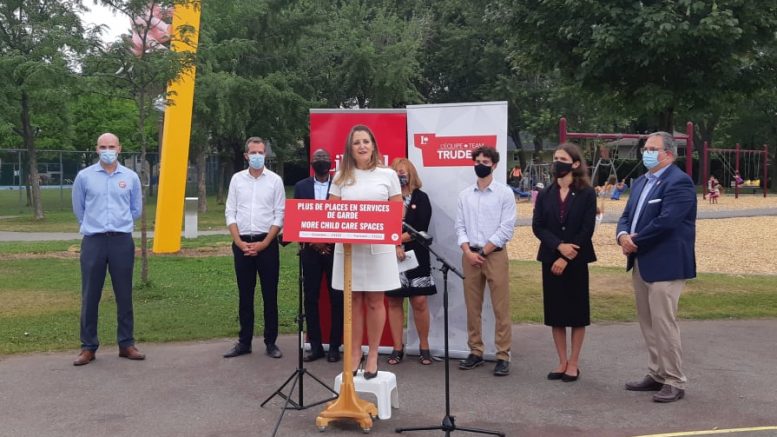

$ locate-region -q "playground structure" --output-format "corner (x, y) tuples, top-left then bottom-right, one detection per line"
(702, 142), (768, 198)
(559, 117), (695, 183)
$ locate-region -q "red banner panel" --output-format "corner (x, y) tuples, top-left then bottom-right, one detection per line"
(412, 132), (497, 167)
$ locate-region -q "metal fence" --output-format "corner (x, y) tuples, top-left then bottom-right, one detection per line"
(0, 149), (222, 211)
(0, 148), (310, 212)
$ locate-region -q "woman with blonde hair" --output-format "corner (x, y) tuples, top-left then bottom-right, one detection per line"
(386, 158), (436, 366)
(329, 125), (402, 379)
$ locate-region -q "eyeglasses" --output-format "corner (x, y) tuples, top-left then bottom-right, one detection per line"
(639, 147), (663, 154)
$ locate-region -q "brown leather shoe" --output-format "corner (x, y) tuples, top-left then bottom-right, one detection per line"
(653, 384), (685, 403)
(73, 349), (95, 366)
(118, 345), (146, 360)
(625, 375), (663, 391)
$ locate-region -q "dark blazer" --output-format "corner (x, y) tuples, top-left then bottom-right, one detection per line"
(293, 176), (330, 200)
(532, 184), (597, 264)
(616, 164), (696, 282)
(403, 189), (432, 255)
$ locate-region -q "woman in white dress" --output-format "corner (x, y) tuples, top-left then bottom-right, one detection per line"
(329, 124), (402, 379)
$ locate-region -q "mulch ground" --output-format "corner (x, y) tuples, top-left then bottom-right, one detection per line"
(509, 194), (777, 275)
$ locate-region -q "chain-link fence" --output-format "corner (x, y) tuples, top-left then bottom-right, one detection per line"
(0, 148), (309, 213)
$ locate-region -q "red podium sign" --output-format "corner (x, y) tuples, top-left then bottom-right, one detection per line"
(283, 199), (402, 245)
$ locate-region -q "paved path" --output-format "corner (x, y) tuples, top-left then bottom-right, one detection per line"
(1, 320), (776, 436)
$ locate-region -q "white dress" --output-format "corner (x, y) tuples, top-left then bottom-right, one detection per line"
(330, 167), (402, 291)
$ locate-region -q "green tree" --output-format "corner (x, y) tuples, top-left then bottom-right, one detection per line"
(498, 0), (777, 132)
(0, 0), (94, 218)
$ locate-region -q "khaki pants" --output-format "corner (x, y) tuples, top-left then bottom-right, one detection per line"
(633, 261), (687, 389)
(462, 249), (512, 361)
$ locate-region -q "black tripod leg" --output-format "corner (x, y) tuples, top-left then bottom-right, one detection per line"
(261, 370), (302, 409)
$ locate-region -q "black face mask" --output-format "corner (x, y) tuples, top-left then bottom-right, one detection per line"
(474, 163), (493, 178)
(551, 161), (574, 178)
(311, 160), (331, 176)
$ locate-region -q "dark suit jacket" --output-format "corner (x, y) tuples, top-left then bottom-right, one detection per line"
(532, 184), (597, 264)
(294, 176), (331, 201)
(616, 164), (696, 282)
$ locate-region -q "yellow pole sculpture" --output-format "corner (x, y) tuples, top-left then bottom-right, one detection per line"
(152, 2), (201, 253)
(316, 244), (377, 432)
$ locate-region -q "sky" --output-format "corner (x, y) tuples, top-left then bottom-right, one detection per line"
(78, 2), (128, 43)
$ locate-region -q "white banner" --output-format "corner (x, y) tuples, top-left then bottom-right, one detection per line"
(406, 102), (509, 360)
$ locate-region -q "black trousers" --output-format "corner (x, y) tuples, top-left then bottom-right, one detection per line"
(79, 232), (135, 351)
(232, 235), (280, 347)
(301, 245), (343, 350)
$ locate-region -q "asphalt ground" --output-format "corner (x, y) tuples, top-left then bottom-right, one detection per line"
(1, 320), (776, 437)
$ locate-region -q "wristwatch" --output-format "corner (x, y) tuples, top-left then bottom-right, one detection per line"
(478, 248), (487, 257)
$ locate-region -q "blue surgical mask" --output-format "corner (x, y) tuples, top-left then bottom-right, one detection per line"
(99, 150), (117, 165)
(642, 150), (659, 170)
(248, 154), (265, 169)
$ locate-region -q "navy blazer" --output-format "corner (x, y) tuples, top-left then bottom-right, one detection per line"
(293, 176), (330, 200)
(532, 184), (597, 264)
(616, 164), (696, 282)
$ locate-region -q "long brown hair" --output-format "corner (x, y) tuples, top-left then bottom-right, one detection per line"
(334, 124), (383, 186)
(390, 157), (422, 191)
(556, 142), (591, 189)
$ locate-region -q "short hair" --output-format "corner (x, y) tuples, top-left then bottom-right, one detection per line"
(244, 137), (266, 152)
(647, 131), (677, 156)
(390, 157), (422, 191)
(472, 146), (499, 165)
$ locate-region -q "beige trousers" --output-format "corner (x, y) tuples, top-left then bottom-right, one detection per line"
(633, 261), (687, 389)
(462, 249), (512, 361)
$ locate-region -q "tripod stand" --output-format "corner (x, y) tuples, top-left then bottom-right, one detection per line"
(261, 245), (338, 435)
(395, 224), (505, 437)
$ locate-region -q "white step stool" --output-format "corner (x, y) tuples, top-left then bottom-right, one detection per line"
(334, 370), (399, 420)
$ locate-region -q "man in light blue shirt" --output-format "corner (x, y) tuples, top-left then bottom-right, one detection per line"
(71, 133), (144, 366)
(455, 146), (516, 376)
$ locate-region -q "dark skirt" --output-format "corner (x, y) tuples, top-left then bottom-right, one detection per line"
(542, 261), (590, 327)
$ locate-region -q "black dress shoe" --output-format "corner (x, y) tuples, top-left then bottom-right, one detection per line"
(625, 375), (663, 391)
(493, 360), (510, 376)
(223, 343), (251, 358)
(266, 344), (283, 359)
(327, 348), (341, 363)
(561, 369), (580, 382)
(303, 348), (325, 362)
(653, 384), (685, 403)
(458, 354), (484, 370)
(547, 371), (565, 380)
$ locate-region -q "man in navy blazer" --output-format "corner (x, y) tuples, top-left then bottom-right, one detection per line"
(293, 149), (343, 363)
(616, 131), (696, 403)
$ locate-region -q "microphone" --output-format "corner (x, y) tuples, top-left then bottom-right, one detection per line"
(402, 221), (433, 244)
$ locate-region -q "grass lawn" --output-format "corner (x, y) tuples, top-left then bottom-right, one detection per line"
(0, 189), (233, 232)
(2, 236), (776, 355)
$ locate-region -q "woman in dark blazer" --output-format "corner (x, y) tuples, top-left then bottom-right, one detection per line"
(386, 158), (437, 366)
(532, 142), (597, 382)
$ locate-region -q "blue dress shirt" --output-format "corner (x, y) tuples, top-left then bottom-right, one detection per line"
(72, 163), (142, 236)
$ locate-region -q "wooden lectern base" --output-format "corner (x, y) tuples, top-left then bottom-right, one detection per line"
(316, 243), (377, 432)
(315, 373), (377, 432)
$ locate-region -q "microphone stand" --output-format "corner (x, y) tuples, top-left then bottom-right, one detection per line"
(261, 242), (338, 436)
(396, 224), (505, 437)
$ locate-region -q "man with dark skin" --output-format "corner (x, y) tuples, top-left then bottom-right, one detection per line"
(293, 149), (344, 362)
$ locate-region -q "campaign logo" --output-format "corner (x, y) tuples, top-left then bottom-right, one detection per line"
(413, 133), (497, 167)
(118, 180), (127, 189)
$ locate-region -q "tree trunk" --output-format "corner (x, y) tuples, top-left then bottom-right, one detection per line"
(21, 91), (44, 220)
(137, 91), (150, 284)
(217, 159), (227, 205)
(196, 147), (207, 213)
